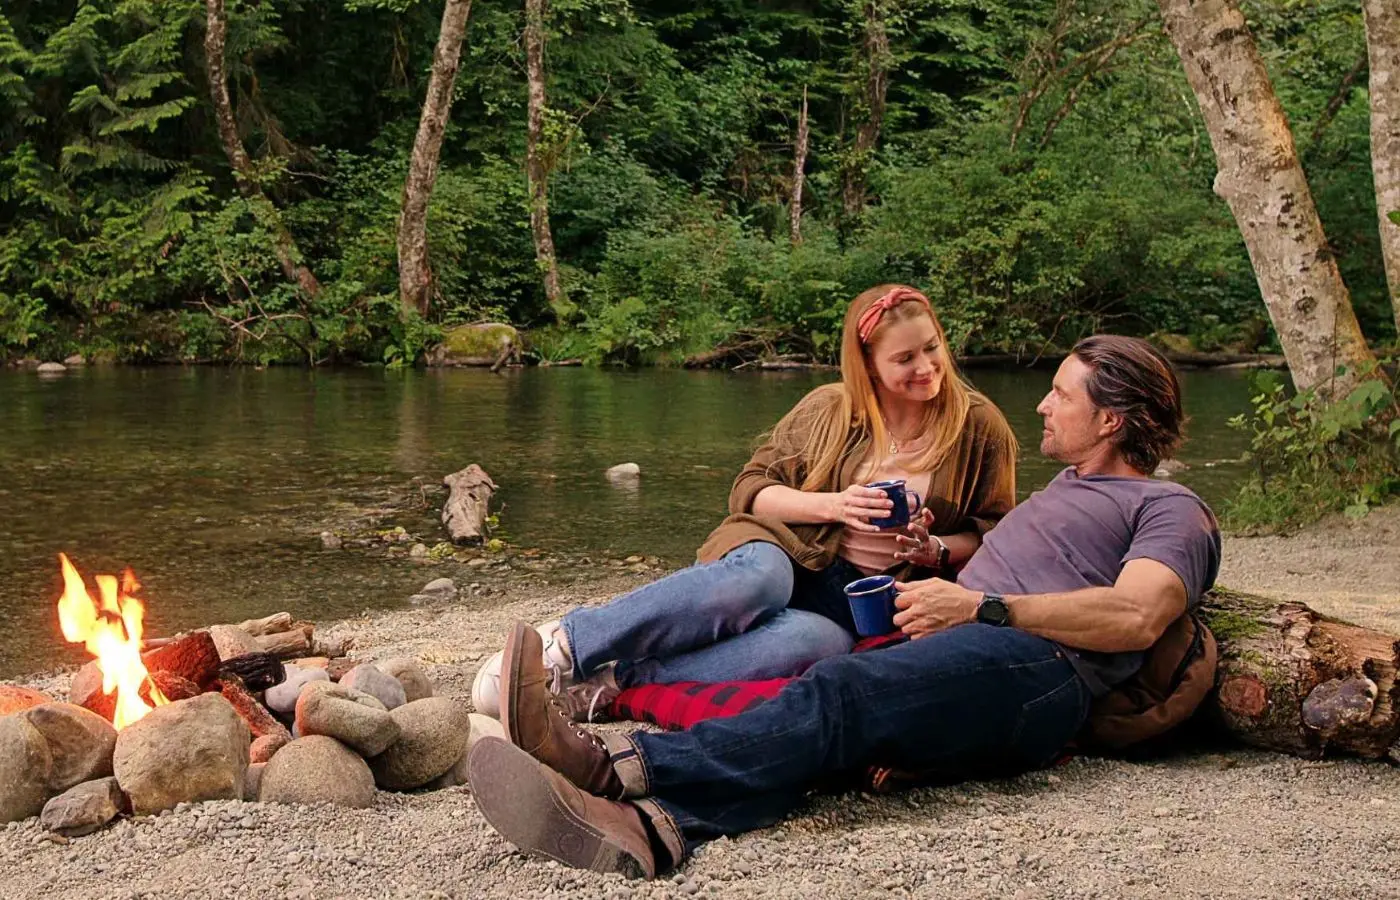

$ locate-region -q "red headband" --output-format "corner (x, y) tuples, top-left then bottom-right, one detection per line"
(855, 287), (932, 343)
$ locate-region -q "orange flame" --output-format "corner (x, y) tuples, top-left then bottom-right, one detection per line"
(56, 553), (168, 728)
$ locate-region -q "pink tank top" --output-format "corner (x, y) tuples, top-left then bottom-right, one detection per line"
(838, 441), (934, 576)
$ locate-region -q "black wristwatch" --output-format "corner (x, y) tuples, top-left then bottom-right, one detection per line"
(976, 592), (1011, 627)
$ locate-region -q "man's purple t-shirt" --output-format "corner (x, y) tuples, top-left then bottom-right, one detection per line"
(957, 467), (1221, 692)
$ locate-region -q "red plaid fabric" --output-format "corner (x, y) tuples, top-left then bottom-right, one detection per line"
(607, 631), (907, 731)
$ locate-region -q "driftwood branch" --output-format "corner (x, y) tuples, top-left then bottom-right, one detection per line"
(442, 464), (497, 544)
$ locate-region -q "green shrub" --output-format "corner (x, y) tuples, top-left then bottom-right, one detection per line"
(1225, 362), (1400, 532)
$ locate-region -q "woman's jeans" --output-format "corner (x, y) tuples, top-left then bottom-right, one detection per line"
(560, 542), (862, 688)
(629, 625), (1090, 858)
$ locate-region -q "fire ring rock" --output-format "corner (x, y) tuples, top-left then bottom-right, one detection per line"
(265, 664), (330, 716)
(0, 715), (53, 824)
(258, 736), (376, 809)
(377, 657), (434, 703)
(0, 685), (54, 717)
(22, 703), (117, 792)
(340, 663), (408, 711)
(369, 697), (471, 791)
(295, 681), (399, 757)
(112, 693), (250, 815)
(40, 776), (126, 836)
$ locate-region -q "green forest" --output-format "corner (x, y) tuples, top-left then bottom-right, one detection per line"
(2, 0), (1397, 366)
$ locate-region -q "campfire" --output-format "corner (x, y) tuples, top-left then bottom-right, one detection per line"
(0, 555), (475, 837)
(56, 553), (168, 729)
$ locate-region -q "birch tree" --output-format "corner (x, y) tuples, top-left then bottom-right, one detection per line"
(397, 0), (474, 318)
(1156, 0), (1375, 397)
(202, 0), (320, 298)
(1363, 0), (1400, 338)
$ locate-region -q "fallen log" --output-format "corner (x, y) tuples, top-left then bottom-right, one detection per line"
(255, 624), (315, 659)
(442, 464), (497, 544)
(236, 611), (294, 637)
(1203, 588), (1400, 762)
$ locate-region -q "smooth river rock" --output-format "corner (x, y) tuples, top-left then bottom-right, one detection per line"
(0, 715), (53, 823)
(40, 777), (126, 836)
(369, 698), (471, 791)
(340, 664), (407, 711)
(113, 693), (250, 814)
(264, 665), (330, 716)
(295, 681), (398, 757)
(376, 657), (434, 703)
(425, 715), (500, 790)
(22, 703), (117, 792)
(259, 736), (376, 809)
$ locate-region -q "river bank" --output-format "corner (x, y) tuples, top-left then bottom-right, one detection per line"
(4, 508), (1400, 899)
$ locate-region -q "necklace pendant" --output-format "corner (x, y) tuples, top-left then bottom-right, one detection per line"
(889, 438), (899, 455)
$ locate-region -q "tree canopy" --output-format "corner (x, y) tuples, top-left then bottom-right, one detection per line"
(1, 0), (1395, 365)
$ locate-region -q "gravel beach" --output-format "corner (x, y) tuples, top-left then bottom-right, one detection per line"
(3, 508), (1400, 900)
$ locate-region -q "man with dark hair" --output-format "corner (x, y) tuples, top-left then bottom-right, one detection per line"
(466, 336), (1222, 879)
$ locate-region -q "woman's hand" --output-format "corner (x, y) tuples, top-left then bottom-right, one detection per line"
(892, 578), (982, 638)
(828, 484), (893, 532)
(892, 508), (942, 567)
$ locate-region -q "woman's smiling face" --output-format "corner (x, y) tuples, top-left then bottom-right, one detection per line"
(867, 314), (945, 404)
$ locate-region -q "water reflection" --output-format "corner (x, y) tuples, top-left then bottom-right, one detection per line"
(0, 364), (1254, 677)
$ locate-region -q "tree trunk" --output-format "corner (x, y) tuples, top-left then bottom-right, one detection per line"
(1364, 0), (1400, 338)
(202, 0), (320, 299)
(1203, 589), (1400, 763)
(1156, 0), (1375, 399)
(524, 0), (568, 320)
(841, 1), (890, 224)
(790, 86), (810, 244)
(397, 0), (474, 318)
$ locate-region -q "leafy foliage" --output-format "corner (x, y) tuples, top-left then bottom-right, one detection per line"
(0, 0), (1396, 366)
(1225, 360), (1400, 531)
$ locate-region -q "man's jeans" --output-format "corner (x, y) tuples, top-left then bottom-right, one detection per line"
(561, 542), (862, 688)
(622, 624), (1090, 857)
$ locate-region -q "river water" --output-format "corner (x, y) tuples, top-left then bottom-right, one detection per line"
(0, 365), (1256, 677)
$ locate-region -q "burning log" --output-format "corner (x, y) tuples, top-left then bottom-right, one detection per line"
(255, 624), (315, 659)
(217, 676), (291, 742)
(72, 630), (219, 723)
(217, 653), (286, 693)
(145, 671), (200, 703)
(442, 464), (496, 544)
(142, 630), (221, 687)
(237, 611), (294, 637)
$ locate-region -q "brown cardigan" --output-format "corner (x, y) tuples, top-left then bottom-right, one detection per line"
(696, 389), (1017, 577)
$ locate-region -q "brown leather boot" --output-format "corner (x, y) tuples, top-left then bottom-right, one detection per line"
(468, 737), (658, 878)
(500, 620), (625, 797)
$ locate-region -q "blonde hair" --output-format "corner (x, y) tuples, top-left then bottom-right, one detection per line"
(768, 284), (982, 490)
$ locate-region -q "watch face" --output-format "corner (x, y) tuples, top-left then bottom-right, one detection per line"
(979, 596), (1010, 626)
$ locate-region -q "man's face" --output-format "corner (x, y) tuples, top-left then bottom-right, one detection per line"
(1036, 355), (1114, 464)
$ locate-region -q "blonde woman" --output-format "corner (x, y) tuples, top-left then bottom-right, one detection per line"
(473, 284), (1018, 719)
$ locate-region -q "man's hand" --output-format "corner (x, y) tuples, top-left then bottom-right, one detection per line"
(892, 578), (983, 639)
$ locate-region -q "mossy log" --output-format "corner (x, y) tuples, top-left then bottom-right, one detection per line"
(1203, 588), (1400, 762)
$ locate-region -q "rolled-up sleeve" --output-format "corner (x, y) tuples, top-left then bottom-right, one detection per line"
(728, 442), (803, 515)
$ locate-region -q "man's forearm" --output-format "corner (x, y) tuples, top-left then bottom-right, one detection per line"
(1006, 588), (1160, 653)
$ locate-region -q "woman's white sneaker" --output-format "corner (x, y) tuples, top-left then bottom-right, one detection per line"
(471, 621), (578, 719)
